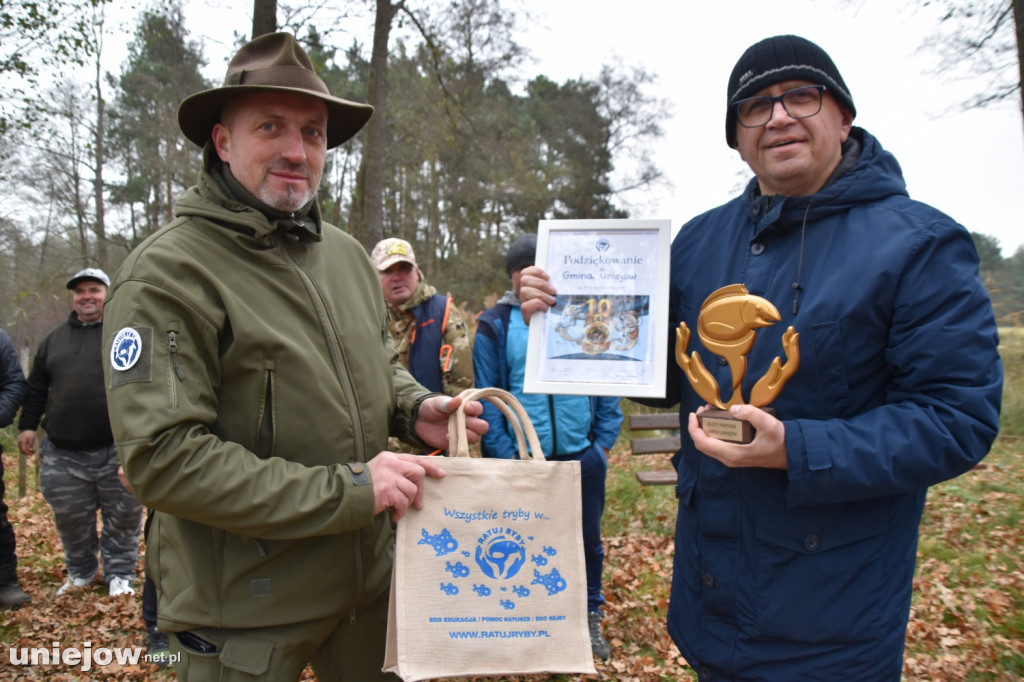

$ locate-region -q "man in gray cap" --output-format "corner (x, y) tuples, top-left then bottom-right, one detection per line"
(520, 35), (1001, 680)
(18, 268), (144, 599)
(101, 32), (486, 681)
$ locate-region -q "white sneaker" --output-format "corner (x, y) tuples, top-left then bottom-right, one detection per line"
(108, 576), (135, 597)
(56, 576), (93, 596)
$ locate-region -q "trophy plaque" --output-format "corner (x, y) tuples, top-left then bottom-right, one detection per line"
(676, 284), (799, 444)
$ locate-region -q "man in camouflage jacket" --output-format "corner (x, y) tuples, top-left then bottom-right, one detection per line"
(372, 238), (473, 398)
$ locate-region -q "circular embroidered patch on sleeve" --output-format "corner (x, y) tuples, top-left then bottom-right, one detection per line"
(111, 328), (143, 371)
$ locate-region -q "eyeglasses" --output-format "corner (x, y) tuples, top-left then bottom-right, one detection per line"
(733, 85), (827, 128)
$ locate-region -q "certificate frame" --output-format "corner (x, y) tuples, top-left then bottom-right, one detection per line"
(524, 218), (671, 398)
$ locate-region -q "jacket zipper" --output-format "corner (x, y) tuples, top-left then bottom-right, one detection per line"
(256, 359), (276, 459)
(167, 328), (185, 410)
(278, 239), (367, 603)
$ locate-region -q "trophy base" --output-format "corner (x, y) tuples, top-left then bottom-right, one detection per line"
(697, 407), (775, 444)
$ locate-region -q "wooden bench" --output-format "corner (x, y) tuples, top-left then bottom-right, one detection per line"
(628, 412), (680, 486)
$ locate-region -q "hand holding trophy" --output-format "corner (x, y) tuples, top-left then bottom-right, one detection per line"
(676, 284), (799, 443)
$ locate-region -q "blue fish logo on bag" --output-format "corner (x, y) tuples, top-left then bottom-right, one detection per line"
(476, 529), (526, 579)
(418, 525), (568, 608)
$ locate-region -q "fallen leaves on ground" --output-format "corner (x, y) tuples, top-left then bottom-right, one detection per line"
(3, 439), (1022, 681)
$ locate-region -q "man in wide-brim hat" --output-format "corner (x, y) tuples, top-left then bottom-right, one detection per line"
(101, 32), (487, 681)
(177, 31), (374, 215)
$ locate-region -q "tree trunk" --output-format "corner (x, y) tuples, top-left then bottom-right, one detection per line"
(1014, 0), (1024, 131)
(252, 0), (278, 39)
(93, 29), (107, 266)
(350, 0), (398, 248)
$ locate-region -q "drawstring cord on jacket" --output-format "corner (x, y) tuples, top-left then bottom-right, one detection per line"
(792, 202), (812, 316)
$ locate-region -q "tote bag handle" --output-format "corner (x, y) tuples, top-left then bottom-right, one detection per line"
(448, 387), (544, 461)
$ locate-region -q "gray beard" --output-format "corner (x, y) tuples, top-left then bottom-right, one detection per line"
(261, 184), (314, 213)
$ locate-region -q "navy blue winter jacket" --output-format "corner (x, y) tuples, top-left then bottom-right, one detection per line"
(0, 329), (26, 428)
(663, 128), (1002, 680)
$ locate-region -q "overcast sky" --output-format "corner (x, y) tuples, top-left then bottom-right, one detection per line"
(517, 0), (1024, 255)
(110, 0), (1023, 255)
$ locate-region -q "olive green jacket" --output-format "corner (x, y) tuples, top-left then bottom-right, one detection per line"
(103, 168), (433, 632)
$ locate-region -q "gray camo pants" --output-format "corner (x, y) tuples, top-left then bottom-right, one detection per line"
(38, 438), (143, 583)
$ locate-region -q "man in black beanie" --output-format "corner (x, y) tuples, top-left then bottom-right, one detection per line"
(518, 34), (1001, 680)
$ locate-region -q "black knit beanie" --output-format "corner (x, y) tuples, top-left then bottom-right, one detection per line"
(725, 35), (855, 148)
(506, 233), (537, 277)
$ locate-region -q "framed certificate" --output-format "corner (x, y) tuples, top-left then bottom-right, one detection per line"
(524, 219), (671, 397)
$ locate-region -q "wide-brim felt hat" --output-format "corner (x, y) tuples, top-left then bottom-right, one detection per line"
(178, 32), (374, 150)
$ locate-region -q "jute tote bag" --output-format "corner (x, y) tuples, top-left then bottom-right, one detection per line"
(383, 387), (597, 680)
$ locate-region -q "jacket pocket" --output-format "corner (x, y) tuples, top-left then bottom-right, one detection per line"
(753, 497), (889, 643)
(255, 359), (276, 460)
(220, 636), (274, 675)
(808, 320), (851, 413)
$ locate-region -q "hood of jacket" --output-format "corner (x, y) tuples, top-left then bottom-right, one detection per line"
(173, 148), (324, 244)
(741, 127), (908, 237)
(495, 289), (520, 307)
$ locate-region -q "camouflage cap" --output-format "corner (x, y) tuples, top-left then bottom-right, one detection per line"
(371, 238), (417, 271)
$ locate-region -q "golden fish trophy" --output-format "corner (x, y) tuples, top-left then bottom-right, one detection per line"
(676, 284), (799, 444)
